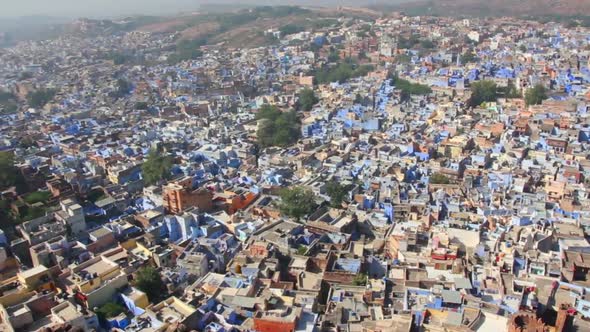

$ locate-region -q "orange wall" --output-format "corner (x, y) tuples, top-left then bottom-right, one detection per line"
(229, 192), (257, 214)
(253, 319), (296, 332)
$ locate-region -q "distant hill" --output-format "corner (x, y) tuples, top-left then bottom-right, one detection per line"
(375, 0), (590, 19)
(132, 6), (381, 48)
(0, 6), (382, 48)
(0, 16), (72, 47)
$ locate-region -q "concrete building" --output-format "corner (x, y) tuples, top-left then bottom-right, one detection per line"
(64, 256), (128, 309)
(163, 178), (213, 215)
(55, 199), (87, 236)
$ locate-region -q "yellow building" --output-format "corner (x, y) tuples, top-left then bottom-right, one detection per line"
(17, 265), (54, 292)
(64, 256), (128, 308)
(139, 296), (199, 331)
(0, 265), (54, 307)
(437, 136), (468, 159)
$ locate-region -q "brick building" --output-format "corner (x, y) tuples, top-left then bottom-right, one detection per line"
(253, 307), (301, 332)
(163, 177), (213, 215)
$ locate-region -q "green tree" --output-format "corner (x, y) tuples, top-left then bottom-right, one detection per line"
(297, 88), (318, 112)
(0, 152), (26, 192)
(141, 149), (173, 185)
(395, 54), (412, 64)
(96, 302), (125, 319)
(500, 81), (521, 98)
(110, 52), (130, 65)
(167, 38), (205, 65)
(135, 102), (148, 110)
(279, 186), (317, 220)
(353, 273), (367, 286)
(354, 93), (363, 105)
(0, 199), (16, 230)
(430, 173), (451, 185)
(0, 91), (18, 114)
(328, 50), (340, 62)
(116, 79), (131, 97)
(26, 88), (56, 108)
(460, 51), (478, 64)
(314, 61), (374, 84)
(18, 136), (36, 149)
(325, 180), (351, 208)
(297, 245), (308, 255)
(134, 266), (164, 302)
(256, 104), (282, 121)
(279, 24), (304, 36)
(23, 191), (51, 205)
(469, 80), (498, 107)
(420, 39), (435, 49)
(397, 35), (420, 49)
(256, 105), (300, 147)
(309, 42), (321, 53)
(390, 75), (432, 101)
(525, 84), (547, 106)
(20, 72), (33, 80)
(87, 189), (107, 203)
(21, 206), (46, 221)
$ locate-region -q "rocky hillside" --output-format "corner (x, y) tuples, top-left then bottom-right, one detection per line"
(378, 0), (590, 18)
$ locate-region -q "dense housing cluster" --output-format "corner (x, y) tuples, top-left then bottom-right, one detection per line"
(1, 9), (590, 332)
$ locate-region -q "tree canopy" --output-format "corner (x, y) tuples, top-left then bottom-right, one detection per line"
(297, 88), (319, 112)
(314, 61), (374, 84)
(469, 80), (498, 107)
(354, 93), (364, 105)
(256, 104), (300, 147)
(390, 75), (432, 101)
(96, 302), (125, 319)
(429, 173), (451, 184)
(297, 245), (308, 255)
(23, 191), (51, 205)
(141, 149), (173, 185)
(0, 91), (15, 103)
(0, 152), (26, 192)
(325, 180), (351, 208)
(134, 266), (164, 302)
(279, 24), (304, 36)
(0, 91), (18, 114)
(110, 52), (132, 65)
(26, 88), (56, 108)
(279, 186), (317, 220)
(395, 54), (412, 64)
(116, 79), (132, 97)
(328, 49), (340, 62)
(499, 81), (521, 99)
(525, 84), (547, 106)
(353, 273), (368, 286)
(134, 102), (149, 110)
(420, 39), (435, 49)
(460, 51), (479, 64)
(167, 38), (205, 65)
(397, 35), (420, 49)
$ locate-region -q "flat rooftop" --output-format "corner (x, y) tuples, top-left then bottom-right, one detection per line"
(84, 259), (115, 276)
(53, 302), (81, 321)
(19, 265), (48, 279)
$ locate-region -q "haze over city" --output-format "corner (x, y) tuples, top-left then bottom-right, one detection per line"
(1, 0), (407, 18)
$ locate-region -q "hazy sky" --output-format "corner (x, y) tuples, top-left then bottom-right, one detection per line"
(0, 0), (202, 17)
(0, 0), (397, 18)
